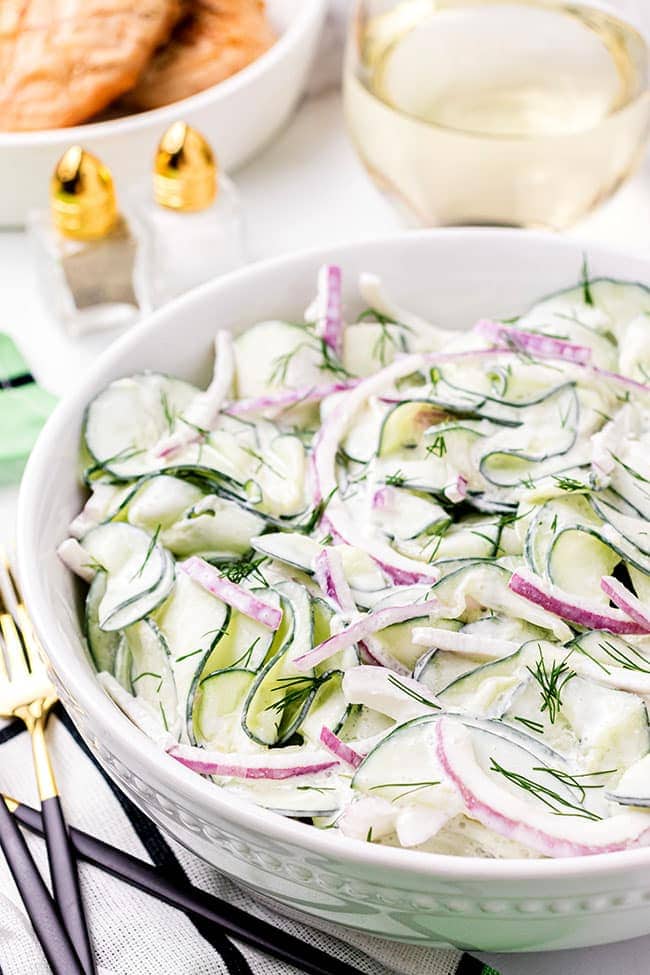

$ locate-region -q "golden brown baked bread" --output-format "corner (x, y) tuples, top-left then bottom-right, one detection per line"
(0, 0), (183, 130)
(122, 0), (275, 112)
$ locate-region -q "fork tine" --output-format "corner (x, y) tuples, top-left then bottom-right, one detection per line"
(0, 630), (9, 682)
(0, 613), (28, 681)
(0, 556), (44, 676)
(0, 551), (18, 616)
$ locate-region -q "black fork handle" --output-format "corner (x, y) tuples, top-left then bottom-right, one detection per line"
(0, 798), (84, 975)
(42, 795), (96, 974)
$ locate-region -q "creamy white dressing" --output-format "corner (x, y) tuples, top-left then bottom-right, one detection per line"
(62, 269), (650, 858)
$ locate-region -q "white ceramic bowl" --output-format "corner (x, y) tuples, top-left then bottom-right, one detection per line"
(18, 229), (650, 953)
(0, 0), (326, 227)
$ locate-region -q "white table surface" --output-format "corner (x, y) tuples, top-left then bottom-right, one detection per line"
(3, 87), (650, 975)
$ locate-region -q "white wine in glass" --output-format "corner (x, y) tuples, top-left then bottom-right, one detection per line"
(343, 0), (650, 228)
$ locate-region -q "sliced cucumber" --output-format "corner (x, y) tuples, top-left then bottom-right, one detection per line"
(352, 714), (443, 806)
(371, 487), (450, 541)
(546, 527), (619, 602)
(82, 523), (175, 631)
(591, 496), (650, 557)
(161, 496), (265, 559)
(154, 571), (230, 732)
(113, 638), (133, 692)
(568, 630), (650, 673)
(414, 648), (486, 695)
(251, 532), (320, 573)
(241, 582), (312, 745)
(84, 373), (199, 480)
(606, 754), (650, 807)
(125, 618), (178, 735)
(437, 644), (533, 714)
(298, 669), (350, 745)
(192, 667), (256, 749)
(377, 401), (451, 456)
(524, 495), (599, 576)
(126, 476), (204, 531)
(84, 572), (121, 672)
(561, 675), (650, 774)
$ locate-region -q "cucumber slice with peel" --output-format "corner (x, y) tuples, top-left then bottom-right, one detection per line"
(192, 667), (256, 749)
(82, 523), (175, 631)
(125, 618), (178, 735)
(85, 572), (121, 672)
(84, 373), (200, 480)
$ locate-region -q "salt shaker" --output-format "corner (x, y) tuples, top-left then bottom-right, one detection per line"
(28, 146), (151, 335)
(134, 121), (246, 307)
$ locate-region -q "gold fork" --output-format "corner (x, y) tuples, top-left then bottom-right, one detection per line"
(0, 555), (95, 974)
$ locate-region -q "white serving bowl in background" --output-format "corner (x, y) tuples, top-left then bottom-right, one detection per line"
(0, 0), (326, 227)
(17, 229), (650, 953)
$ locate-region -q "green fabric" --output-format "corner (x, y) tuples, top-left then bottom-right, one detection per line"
(0, 331), (29, 380)
(0, 334), (57, 484)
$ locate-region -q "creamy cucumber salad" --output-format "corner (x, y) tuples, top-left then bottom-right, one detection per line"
(60, 264), (650, 859)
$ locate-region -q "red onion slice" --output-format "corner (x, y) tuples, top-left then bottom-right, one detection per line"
(306, 264), (344, 357)
(169, 743), (337, 779)
(295, 599), (440, 671)
(319, 726), (363, 769)
(509, 568), (648, 635)
(225, 379), (358, 417)
(474, 318), (592, 365)
(313, 547), (356, 614)
(180, 556), (282, 630)
(601, 575), (650, 632)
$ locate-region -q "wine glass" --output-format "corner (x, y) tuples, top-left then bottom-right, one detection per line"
(343, 0), (650, 228)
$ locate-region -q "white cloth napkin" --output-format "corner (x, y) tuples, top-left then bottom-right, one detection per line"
(0, 712), (478, 975)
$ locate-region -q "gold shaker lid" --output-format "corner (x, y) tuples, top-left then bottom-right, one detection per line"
(51, 146), (118, 240)
(154, 122), (217, 212)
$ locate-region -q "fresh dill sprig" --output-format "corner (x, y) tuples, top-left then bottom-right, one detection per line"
(572, 638), (650, 675)
(82, 556), (106, 573)
(386, 675), (440, 709)
(217, 556), (268, 586)
(527, 649), (575, 723)
(385, 470), (408, 488)
(131, 525), (161, 580)
(427, 434), (447, 458)
(84, 444), (144, 480)
(268, 347), (300, 386)
(489, 758), (601, 821)
(369, 780), (441, 803)
(318, 339), (352, 380)
(132, 671), (162, 688)
(241, 445), (284, 479)
(160, 391), (175, 432)
(178, 417), (210, 437)
(296, 786), (336, 793)
(266, 675), (324, 715)
(159, 702), (169, 732)
(232, 637), (262, 669)
(552, 474), (591, 493)
(532, 765), (615, 805)
(175, 647), (204, 665)
(512, 715), (544, 734)
(581, 255), (594, 306)
(611, 455), (650, 484)
(297, 486), (338, 535)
